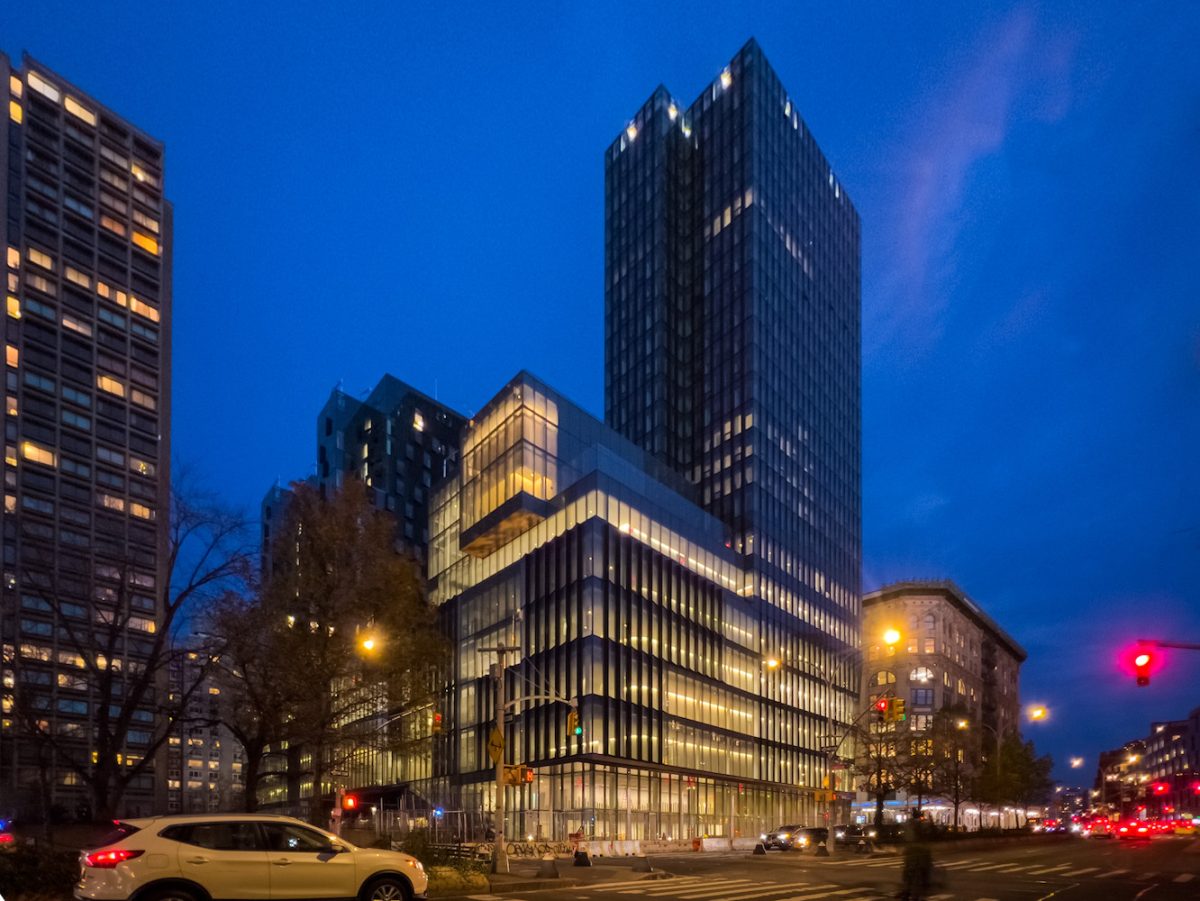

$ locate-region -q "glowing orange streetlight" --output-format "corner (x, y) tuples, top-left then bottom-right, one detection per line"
(882, 628), (902, 647)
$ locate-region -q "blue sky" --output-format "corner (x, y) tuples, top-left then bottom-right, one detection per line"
(5, 1), (1198, 780)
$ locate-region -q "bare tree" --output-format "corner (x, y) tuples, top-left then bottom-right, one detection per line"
(3, 470), (251, 821)
(213, 481), (446, 821)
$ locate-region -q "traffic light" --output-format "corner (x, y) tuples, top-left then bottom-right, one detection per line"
(567, 708), (581, 737)
(1134, 650), (1153, 687)
(1151, 782), (1169, 796)
(431, 711), (444, 734)
(873, 697), (888, 722)
(523, 765), (535, 784)
(892, 699), (907, 723)
(342, 794), (358, 811)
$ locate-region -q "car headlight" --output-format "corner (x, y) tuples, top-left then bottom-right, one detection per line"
(799, 836), (808, 845)
(406, 858), (423, 871)
(760, 834), (767, 841)
(835, 831), (844, 839)
(779, 832), (789, 839)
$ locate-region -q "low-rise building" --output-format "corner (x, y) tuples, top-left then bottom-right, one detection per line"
(862, 581), (1025, 747)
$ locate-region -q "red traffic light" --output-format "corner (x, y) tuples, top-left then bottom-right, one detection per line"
(1151, 782), (1169, 796)
(1133, 649), (1153, 687)
(342, 794), (358, 810)
(874, 698), (888, 712)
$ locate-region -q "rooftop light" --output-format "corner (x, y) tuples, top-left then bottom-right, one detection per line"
(626, 123), (638, 141)
(720, 68), (733, 89)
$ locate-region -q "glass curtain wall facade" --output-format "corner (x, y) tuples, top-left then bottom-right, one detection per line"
(430, 373), (855, 839)
(0, 55), (171, 818)
(605, 40), (862, 818)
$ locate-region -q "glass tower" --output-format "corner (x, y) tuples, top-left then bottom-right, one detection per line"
(605, 36), (862, 754)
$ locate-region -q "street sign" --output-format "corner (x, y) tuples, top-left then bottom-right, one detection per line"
(488, 727), (504, 763)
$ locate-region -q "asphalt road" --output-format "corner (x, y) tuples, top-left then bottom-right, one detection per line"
(473, 836), (1200, 901)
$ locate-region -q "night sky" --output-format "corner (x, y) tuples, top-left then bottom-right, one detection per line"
(5, 2), (1198, 782)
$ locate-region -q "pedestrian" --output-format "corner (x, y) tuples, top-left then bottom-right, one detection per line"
(899, 816), (933, 900)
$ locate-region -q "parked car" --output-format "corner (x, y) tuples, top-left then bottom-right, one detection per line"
(761, 824), (804, 850)
(873, 823), (909, 843)
(74, 813), (428, 901)
(1116, 821), (1151, 841)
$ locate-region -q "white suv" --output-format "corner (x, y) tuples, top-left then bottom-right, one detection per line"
(74, 814), (428, 901)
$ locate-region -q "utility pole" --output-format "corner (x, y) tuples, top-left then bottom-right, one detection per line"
(480, 644), (520, 875)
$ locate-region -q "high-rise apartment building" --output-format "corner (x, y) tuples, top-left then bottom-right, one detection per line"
(604, 40), (861, 816)
(0, 55), (170, 818)
(166, 653), (243, 814)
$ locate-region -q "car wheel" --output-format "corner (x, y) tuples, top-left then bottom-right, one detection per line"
(363, 876), (412, 901)
(139, 887), (201, 901)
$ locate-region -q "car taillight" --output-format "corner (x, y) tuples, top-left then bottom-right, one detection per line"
(84, 849), (144, 868)
(1119, 827), (1127, 832)
(0, 833), (14, 844)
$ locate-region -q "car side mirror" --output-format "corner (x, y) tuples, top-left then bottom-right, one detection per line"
(321, 842), (347, 854)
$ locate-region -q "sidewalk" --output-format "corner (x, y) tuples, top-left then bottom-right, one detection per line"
(488, 859), (670, 893)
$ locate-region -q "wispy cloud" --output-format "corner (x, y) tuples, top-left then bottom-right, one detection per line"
(867, 6), (1051, 359)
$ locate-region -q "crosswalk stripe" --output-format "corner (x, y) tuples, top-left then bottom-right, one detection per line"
(960, 862), (1014, 872)
(656, 881), (763, 899)
(941, 858), (986, 868)
(859, 858), (901, 867)
(1027, 864), (1071, 874)
(620, 879), (751, 896)
(1175, 873), (1196, 883)
(772, 889), (860, 901)
(986, 864), (1033, 872)
(1137, 872), (1158, 881)
(1061, 867), (1099, 876)
(716, 885), (840, 901)
(581, 878), (704, 891)
(1096, 869), (1128, 878)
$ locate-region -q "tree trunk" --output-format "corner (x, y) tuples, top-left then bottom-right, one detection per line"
(874, 790), (885, 828)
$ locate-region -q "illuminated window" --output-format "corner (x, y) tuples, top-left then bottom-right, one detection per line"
(64, 96), (96, 126)
(130, 502), (154, 520)
(8, 100), (20, 124)
(21, 441), (56, 468)
(129, 297), (159, 322)
(98, 493), (125, 512)
(27, 248), (53, 270)
(9, 75), (22, 97)
(97, 375), (126, 397)
(132, 232), (159, 256)
(130, 456), (155, 477)
(130, 389), (156, 411)
(130, 162), (159, 188)
(413, 412), (425, 432)
(64, 266), (91, 289)
(132, 209), (159, 234)
(62, 316), (93, 338)
(26, 72), (60, 103)
(720, 67), (733, 89)
(6, 396), (16, 416)
(6, 296), (20, 320)
(5, 247), (17, 270)
(6, 345), (17, 368)
(100, 216), (126, 237)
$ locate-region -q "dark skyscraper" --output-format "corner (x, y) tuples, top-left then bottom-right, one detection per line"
(606, 37), (862, 787)
(1, 54), (171, 817)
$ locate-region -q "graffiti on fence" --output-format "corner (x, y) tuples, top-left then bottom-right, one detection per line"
(469, 840), (575, 858)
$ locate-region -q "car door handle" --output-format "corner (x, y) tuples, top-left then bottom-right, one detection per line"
(272, 859), (292, 866)
(185, 856), (209, 864)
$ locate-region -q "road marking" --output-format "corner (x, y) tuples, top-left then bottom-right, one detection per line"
(1059, 867), (1100, 876)
(589, 878), (706, 890)
(960, 862), (1017, 871)
(754, 888), (854, 901)
(701, 884), (837, 901)
(1026, 864), (1072, 874)
(986, 863), (1035, 872)
(655, 881), (765, 899)
(1135, 871), (1158, 881)
(1096, 869), (1128, 878)
(1175, 873), (1196, 883)
(941, 858), (987, 868)
(618, 880), (747, 896)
